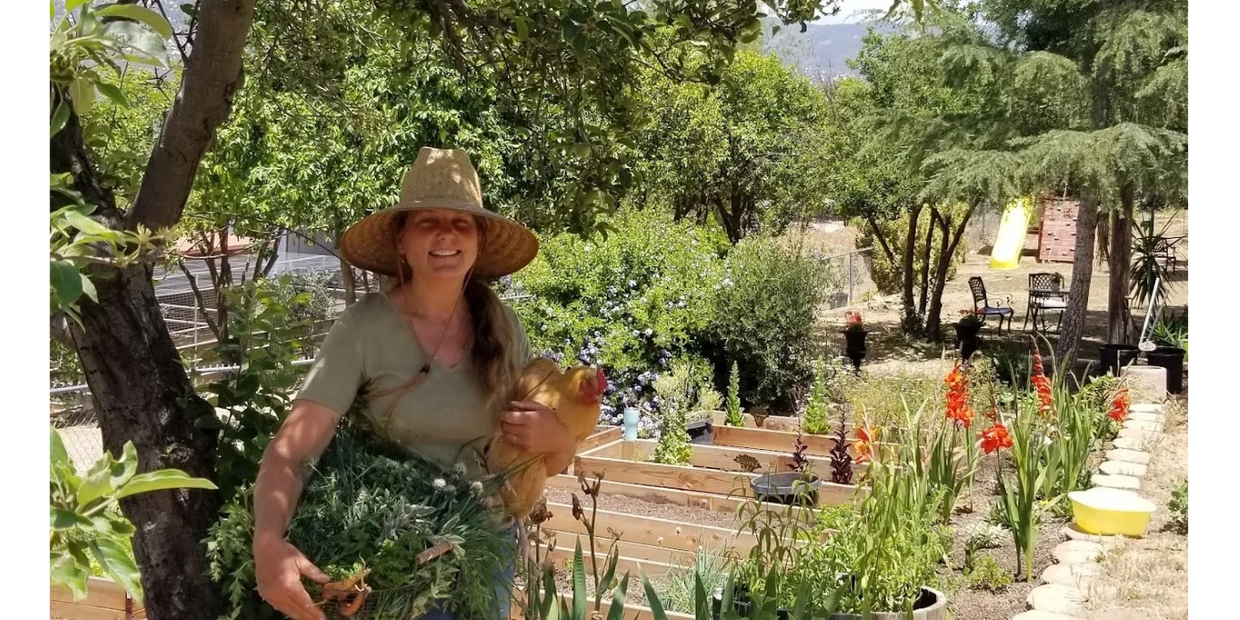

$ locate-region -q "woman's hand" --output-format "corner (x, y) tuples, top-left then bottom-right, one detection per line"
(254, 534), (331, 620)
(499, 400), (574, 456)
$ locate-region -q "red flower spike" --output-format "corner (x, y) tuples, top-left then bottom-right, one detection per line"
(852, 427), (876, 465)
(979, 422), (1013, 455)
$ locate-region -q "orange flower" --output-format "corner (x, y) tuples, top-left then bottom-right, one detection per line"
(1108, 386), (1130, 422)
(979, 422), (1013, 455)
(945, 362), (974, 428)
(1031, 343), (1052, 415)
(852, 426), (876, 464)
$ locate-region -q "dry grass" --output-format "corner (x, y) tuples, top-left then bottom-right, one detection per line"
(1083, 398), (1189, 620)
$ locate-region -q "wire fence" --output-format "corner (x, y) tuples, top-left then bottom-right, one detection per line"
(815, 247), (876, 310)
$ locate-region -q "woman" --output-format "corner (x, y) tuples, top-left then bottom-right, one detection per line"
(251, 147), (576, 620)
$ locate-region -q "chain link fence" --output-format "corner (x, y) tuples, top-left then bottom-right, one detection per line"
(815, 247), (876, 309)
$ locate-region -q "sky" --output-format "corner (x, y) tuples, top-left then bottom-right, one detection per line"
(817, 0), (896, 24)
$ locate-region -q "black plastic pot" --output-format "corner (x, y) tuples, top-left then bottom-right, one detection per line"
(954, 322), (983, 361)
(842, 330), (868, 374)
(712, 584), (948, 620)
(687, 419), (715, 444)
(1099, 344), (1140, 377)
(750, 472), (821, 506)
(1145, 347), (1186, 394)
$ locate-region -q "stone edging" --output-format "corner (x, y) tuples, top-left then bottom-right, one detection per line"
(1014, 400), (1169, 620)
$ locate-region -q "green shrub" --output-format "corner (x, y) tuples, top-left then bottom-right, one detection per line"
(801, 359), (833, 435)
(1169, 479), (1187, 534)
(710, 236), (831, 411)
(966, 554), (1012, 592)
(653, 548), (733, 613)
(840, 373), (943, 430)
(51, 337), (84, 388)
(725, 361), (744, 426)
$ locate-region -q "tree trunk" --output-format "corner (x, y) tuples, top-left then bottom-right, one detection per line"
(918, 207), (936, 318)
(1055, 198), (1100, 368)
(1107, 186), (1135, 344)
(866, 215), (896, 264)
(1096, 214), (1110, 265)
(924, 203), (978, 342)
(900, 203), (923, 333)
(54, 2), (257, 618)
(72, 268), (224, 620)
(341, 257), (357, 306)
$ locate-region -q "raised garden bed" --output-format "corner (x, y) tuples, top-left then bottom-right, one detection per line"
(572, 436), (857, 507)
(51, 576), (145, 620)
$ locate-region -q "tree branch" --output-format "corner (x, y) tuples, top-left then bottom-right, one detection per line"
(178, 258), (224, 342)
(865, 215), (897, 264)
(125, 0), (257, 232)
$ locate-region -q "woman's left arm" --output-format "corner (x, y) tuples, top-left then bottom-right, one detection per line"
(500, 401), (577, 474)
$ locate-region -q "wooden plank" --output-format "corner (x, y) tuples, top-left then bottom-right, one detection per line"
(542, 475), (815, 523)
(544, 502), (755, 554)
(579, 427), (622, 452)
(540, 535), (698, 566)
(574, 454), (754, 497)
(544, 543), (677, 577)
(709, 412), (799, 432)
(713, 426), (842, 456)
(510, 592), (696, 620)
(50, 578), (131, 611)
(50, 601), (134, 620)
(581, 438), (625, 458)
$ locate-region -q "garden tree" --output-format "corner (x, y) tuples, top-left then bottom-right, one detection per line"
(924, 0), (1187, 365)
(821, 76), (926, 331)
(838, 24), (984, 337)
(54, 1), (947, 617)
(637, 50), (835, 242)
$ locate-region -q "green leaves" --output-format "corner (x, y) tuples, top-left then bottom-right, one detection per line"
(50, 427), (216, 604)
(96, 4), (174, 39)
(50, 260), (85, 309)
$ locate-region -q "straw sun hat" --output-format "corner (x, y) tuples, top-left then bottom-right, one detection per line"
(339, 147), (539, 280)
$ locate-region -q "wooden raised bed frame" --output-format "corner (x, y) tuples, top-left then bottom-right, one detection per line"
(51, 577), (145, 620)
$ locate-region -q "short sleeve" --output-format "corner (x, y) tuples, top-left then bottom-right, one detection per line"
(295, 308), (365, 417)
(505, 304), (533, 364)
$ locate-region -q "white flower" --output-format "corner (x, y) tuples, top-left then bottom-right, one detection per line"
(471, 481), (484, 496)
(453, 462), (468, 477)
(433, 478), (447, 490)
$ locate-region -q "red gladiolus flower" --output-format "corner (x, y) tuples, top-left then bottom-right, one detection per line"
(1031, 343), (1053, 416)
(945, 363), (974, 428)
(1108, 386), (1130, 422)
(853, 427), (876, 464)
(845, 310), (863, 326)
(980, 422), (1013, 455)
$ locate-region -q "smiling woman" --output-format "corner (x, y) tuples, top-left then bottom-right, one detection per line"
(247, 147), (574, 620)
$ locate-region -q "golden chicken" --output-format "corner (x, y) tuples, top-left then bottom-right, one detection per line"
(486, 357), (606, 520)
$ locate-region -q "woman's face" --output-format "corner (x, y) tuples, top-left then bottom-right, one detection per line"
(398, 209), (480, 281)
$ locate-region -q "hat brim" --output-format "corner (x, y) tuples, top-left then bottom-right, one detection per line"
(339, 203), (539, 280)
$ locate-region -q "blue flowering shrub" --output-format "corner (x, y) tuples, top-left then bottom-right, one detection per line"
(510, 208), (832, 425)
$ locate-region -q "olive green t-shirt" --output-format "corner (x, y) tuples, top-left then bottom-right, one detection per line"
(295, 291), (532, 473)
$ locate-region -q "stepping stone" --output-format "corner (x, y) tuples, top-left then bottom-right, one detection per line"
(1053, 540), (1105, 565)
(1128, 411), (1165, 424)
(1099, 460), (1148, 477)
(1092, 473), (1141, 490)
(1106, 448), (1151, 464)
(1123, 419), (1164, 433)
(1027, 584), (1087, 615)
(1130, 403), (1164, 414)
(1061, 524), (1122, 546)
(1041, 563), (1102, 591)
(1112, 437), (1149, 451)
(1117, 427), (1160, 441)
(1121, 367), (1168, 402)
(1013, 611), (1078, 620)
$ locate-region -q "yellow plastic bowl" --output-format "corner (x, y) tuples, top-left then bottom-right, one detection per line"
(1069, 488), (1157, 537)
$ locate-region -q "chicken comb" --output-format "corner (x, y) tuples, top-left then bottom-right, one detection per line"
(595, 367), (607, 395)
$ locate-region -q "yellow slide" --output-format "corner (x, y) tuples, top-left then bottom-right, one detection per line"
(990, 197), (1031, 270)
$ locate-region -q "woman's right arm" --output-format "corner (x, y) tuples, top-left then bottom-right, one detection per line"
(252, 400), (342, 620)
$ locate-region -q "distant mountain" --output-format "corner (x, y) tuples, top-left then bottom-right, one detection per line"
(762, 21), (897, 82)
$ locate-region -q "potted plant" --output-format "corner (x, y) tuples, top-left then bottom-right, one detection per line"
(1147, 309), (1187, 394)
(749, 432), (821, 506)
(954, 309), (984, 361)
(841, 310), (867, 374)
(1099, 343), (1140, 377)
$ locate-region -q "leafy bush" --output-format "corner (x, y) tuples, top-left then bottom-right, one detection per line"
(962, 522), (1007, 551)
(513, 208), (728, 422)
(1168, 479), (1187, 534)
(207, 428), (516, 620)
(51, 337), (84, 388)
(839, 373), (943, 430)
(801, 359), (833, 435)
(725, 361), (744, 426)
(966, 554), (1012, 592)
(710, 236), (831, 411)
(651, 365), (696, 465)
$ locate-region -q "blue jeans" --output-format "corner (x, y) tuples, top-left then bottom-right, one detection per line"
(418, 525), (518, 620)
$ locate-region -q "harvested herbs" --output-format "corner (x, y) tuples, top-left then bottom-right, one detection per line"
(207, 428), (517, 620)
